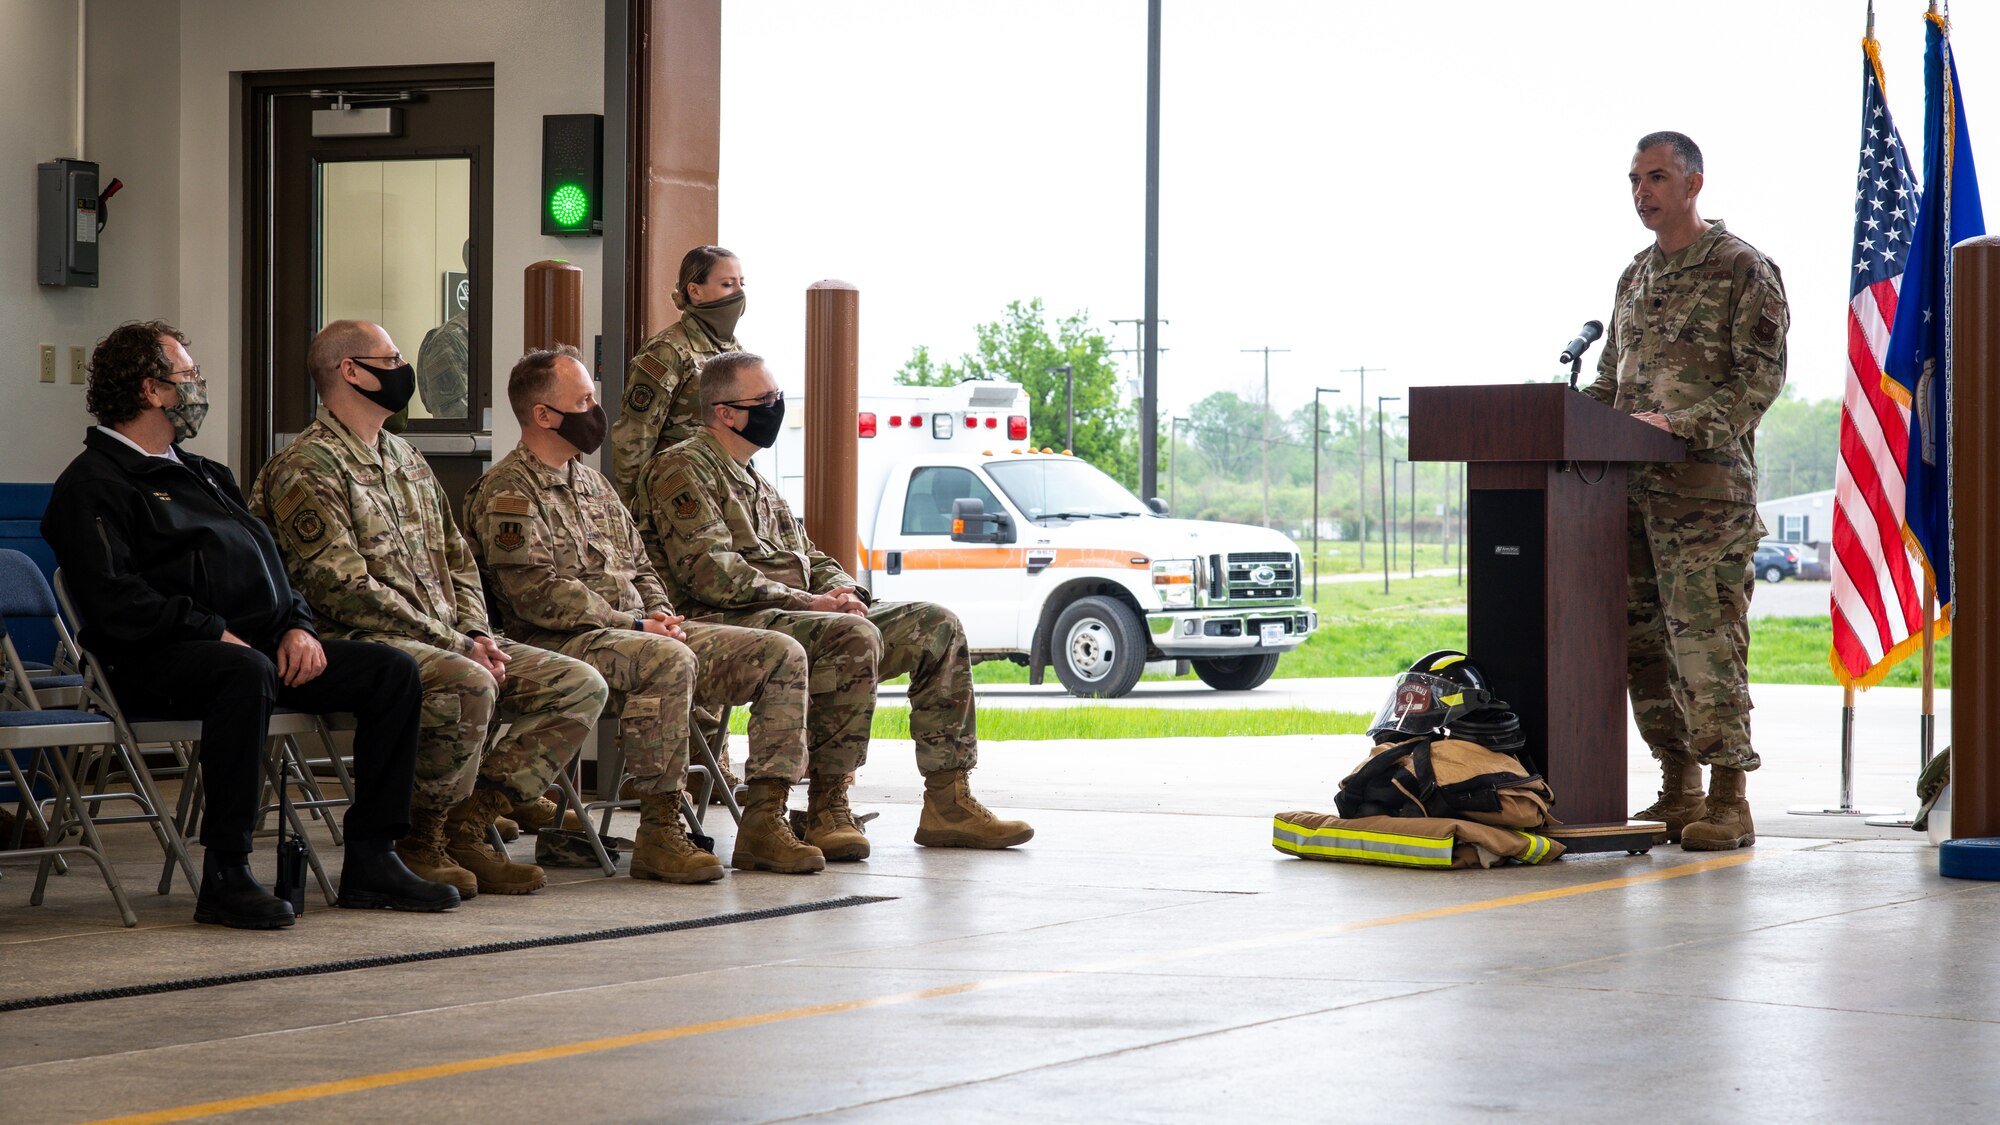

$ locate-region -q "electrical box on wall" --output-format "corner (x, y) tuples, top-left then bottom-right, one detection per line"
(38, 158), (100, 287)
(541, 114), (603, 237)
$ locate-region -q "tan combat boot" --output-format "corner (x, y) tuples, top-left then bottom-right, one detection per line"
(1632, 750), (1706, 844)
(444, 789), (549, 894)
(805, 772), (871, 861)
(494, 816), (521, 842)
(630, 791), (724, 884)
(1681, 766), (1756, 851)
(731, 779), (825, 873)
(509, 795), (584, 835)
(916, 768), (1034, 849)
(395, 804), (477, 899)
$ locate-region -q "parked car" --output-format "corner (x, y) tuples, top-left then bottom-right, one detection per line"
(1755, 541), (1802, 583)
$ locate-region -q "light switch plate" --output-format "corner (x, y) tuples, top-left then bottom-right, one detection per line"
(69, 346), (87, 384)
(39, 344), (57, 383)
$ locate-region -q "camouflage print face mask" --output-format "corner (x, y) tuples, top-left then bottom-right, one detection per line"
(159, 377), (209, 443)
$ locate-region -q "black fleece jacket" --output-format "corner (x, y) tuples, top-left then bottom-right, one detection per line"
(41, 428), (316, 663)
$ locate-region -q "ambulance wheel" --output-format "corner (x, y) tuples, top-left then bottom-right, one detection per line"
(1190, 654), (1281, 692)
(1051, 596), (1145, 698)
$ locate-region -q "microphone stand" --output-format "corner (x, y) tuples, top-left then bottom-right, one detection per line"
(1568, 355), (1583, 390)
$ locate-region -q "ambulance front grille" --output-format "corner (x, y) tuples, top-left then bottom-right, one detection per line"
(1209, 552), (1299, 604)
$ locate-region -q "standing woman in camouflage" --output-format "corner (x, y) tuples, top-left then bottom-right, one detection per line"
(612, 245), (748, 795)
(612, 245), (746, 504)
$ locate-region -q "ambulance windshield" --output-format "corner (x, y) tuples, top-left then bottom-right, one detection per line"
(986, 459), (1147, 521)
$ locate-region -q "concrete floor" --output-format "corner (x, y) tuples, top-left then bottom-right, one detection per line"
(2, 723), (1993, 1123)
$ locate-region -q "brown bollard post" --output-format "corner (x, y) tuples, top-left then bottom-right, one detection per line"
(1952, 237), (2000, 839)
(804, 281), (860, 575)
(525, 259), (585, 352)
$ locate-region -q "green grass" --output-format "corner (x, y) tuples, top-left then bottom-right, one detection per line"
(731, 705), (1372, 740)
(1749, 614), (1950, 688)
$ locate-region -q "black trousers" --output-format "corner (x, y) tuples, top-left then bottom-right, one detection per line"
(107, 639), (422, 853)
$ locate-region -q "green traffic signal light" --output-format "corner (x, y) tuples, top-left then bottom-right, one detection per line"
(549, 183), (589, 228)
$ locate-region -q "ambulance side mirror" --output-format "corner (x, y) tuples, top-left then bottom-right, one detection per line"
(950, 498), (1014, 544)
(1146, 497), (1168, 516)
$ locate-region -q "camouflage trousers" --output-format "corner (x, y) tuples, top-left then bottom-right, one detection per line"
(534, 622), (809, 794)
(360, 635), (609, 809)
(701, 600), (977, 777)
(1626, 492), (1763, 770)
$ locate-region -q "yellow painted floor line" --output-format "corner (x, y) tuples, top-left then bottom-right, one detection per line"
(88, 852), (1755, 1125)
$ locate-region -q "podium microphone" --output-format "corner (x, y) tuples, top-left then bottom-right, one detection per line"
(1558, 320), (1604, 366)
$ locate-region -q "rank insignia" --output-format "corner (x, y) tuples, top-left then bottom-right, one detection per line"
(494, 521), (526, 552)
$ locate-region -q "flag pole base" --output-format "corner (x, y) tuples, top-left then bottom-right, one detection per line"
(1787, 804), (1903, 817)
(1863, 815), (1919, 828)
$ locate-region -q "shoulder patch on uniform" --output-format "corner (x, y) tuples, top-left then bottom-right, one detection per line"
(272, 481), (309, 521)
(287, 502), (332, 559)
(489, 493), (533, 517)
(625, 381), (656, 414)
(1753, 313), (1780, 347)
(493, 520), (526, 552)
(672, 490), (700, 520)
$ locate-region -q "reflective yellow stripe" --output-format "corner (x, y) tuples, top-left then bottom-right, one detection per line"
(1427, 653), (1466, 670)
(1272, 818), (1455, 867)
(1513, 831), (1553, 864)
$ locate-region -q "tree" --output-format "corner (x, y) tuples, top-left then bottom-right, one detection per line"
(897, 299), (1137, 484)
(1755, 386), (1840, 500)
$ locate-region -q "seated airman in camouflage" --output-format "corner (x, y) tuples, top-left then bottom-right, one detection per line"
(635, 351), (1033, 853)
(464, 347), (823, 879)
(251, 320), (609, 898)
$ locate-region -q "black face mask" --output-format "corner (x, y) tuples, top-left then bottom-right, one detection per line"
(351, 359), (416, 414)
(549, 402), (608, 455)
(732, 396), (785, 448)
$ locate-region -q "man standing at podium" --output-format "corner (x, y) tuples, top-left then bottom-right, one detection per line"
(1584, 131), (1786, 851)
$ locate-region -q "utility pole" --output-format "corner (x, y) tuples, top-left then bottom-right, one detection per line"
(1390, 456), (1400, 576)
(1168, 414), (1189, 514)
(1243, 346), (1289, 528)
(1046, 364), (1074, 452)
(1376, 393), (1399, 595)
(1341, 366), (1383, 567)
(1311, 386), (1341, 598)
(1138, 0), (1163, 501)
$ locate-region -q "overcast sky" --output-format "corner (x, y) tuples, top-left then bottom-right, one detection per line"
(719, 0), (1992, 422)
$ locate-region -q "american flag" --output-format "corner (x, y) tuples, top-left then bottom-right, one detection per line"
(1831, 43), (1926, 687)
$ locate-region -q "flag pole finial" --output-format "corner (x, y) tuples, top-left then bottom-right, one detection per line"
(1868, 0), (1875, 39)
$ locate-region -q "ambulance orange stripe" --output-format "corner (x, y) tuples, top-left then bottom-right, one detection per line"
(861, 547), (1151, 571)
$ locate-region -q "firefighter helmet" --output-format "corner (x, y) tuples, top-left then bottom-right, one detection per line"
(1367, 650), (1504, 743)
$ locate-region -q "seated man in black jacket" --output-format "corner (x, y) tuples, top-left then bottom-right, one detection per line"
(41, 321), (458, 928)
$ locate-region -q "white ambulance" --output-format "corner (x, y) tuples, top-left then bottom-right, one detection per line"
(754, 380), (1318, 698)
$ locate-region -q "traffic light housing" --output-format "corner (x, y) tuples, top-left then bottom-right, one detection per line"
(541, 114), (603, 237)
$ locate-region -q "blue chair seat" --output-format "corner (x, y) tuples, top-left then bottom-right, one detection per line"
(0, 709), (112, 728)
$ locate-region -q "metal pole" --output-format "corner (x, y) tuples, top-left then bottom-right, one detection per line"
(1457, 462), (1465, 587)
(1047, 364), (1074, 452)
(1139, 0), (1161, 501)
(1390, 457), (1398, 577)
(1791, 682), (1900, 817)
(1342, 366), (1380, 567)
(1310, 387), (1338, 597)
(1409, 458), (1417, 578)
(1169, 415), (1186, 514)
(1376, 393), (1398, 595)
(1243, 347), (1289, 528)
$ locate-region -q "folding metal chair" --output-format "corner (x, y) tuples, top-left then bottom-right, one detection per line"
(0, 622), (136, 927)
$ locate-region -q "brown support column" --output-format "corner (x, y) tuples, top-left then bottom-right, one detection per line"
(628, 0), (721, 355)
(524, 260), (584, 352)
(805, 281), (860, 574)
(1951, 236), (2000, 838)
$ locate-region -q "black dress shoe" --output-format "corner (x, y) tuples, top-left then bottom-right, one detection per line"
(338, 845), (461, 912)
(194, 852), (296, 930)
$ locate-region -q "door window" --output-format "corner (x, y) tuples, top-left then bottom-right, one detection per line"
(902, 466), (1001, 535)
(318, 159), (474, 421)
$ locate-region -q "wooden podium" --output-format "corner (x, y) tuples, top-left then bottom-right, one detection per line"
(1410, 384), (1685, 825)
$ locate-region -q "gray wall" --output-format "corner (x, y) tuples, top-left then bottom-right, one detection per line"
(0, 0), (606, 481)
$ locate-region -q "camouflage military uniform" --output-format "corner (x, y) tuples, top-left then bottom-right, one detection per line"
(416, 311), (471, 420)
(250, 407), (608, 808)
(1584, 220), (1787, 771)
(611, 317), (735, 505)
(637, 430), (978, 776)
(463, 447), (810, 792)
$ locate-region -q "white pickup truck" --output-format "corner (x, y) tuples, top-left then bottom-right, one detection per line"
(754, 380), (1317, 698)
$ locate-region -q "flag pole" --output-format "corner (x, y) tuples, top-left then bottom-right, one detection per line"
(1922, 578), (1937, 764)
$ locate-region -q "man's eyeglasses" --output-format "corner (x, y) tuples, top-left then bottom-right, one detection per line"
(348, 354), (404, 366)
(718, 391), (783, 410)
(154, 367), (205, 391)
